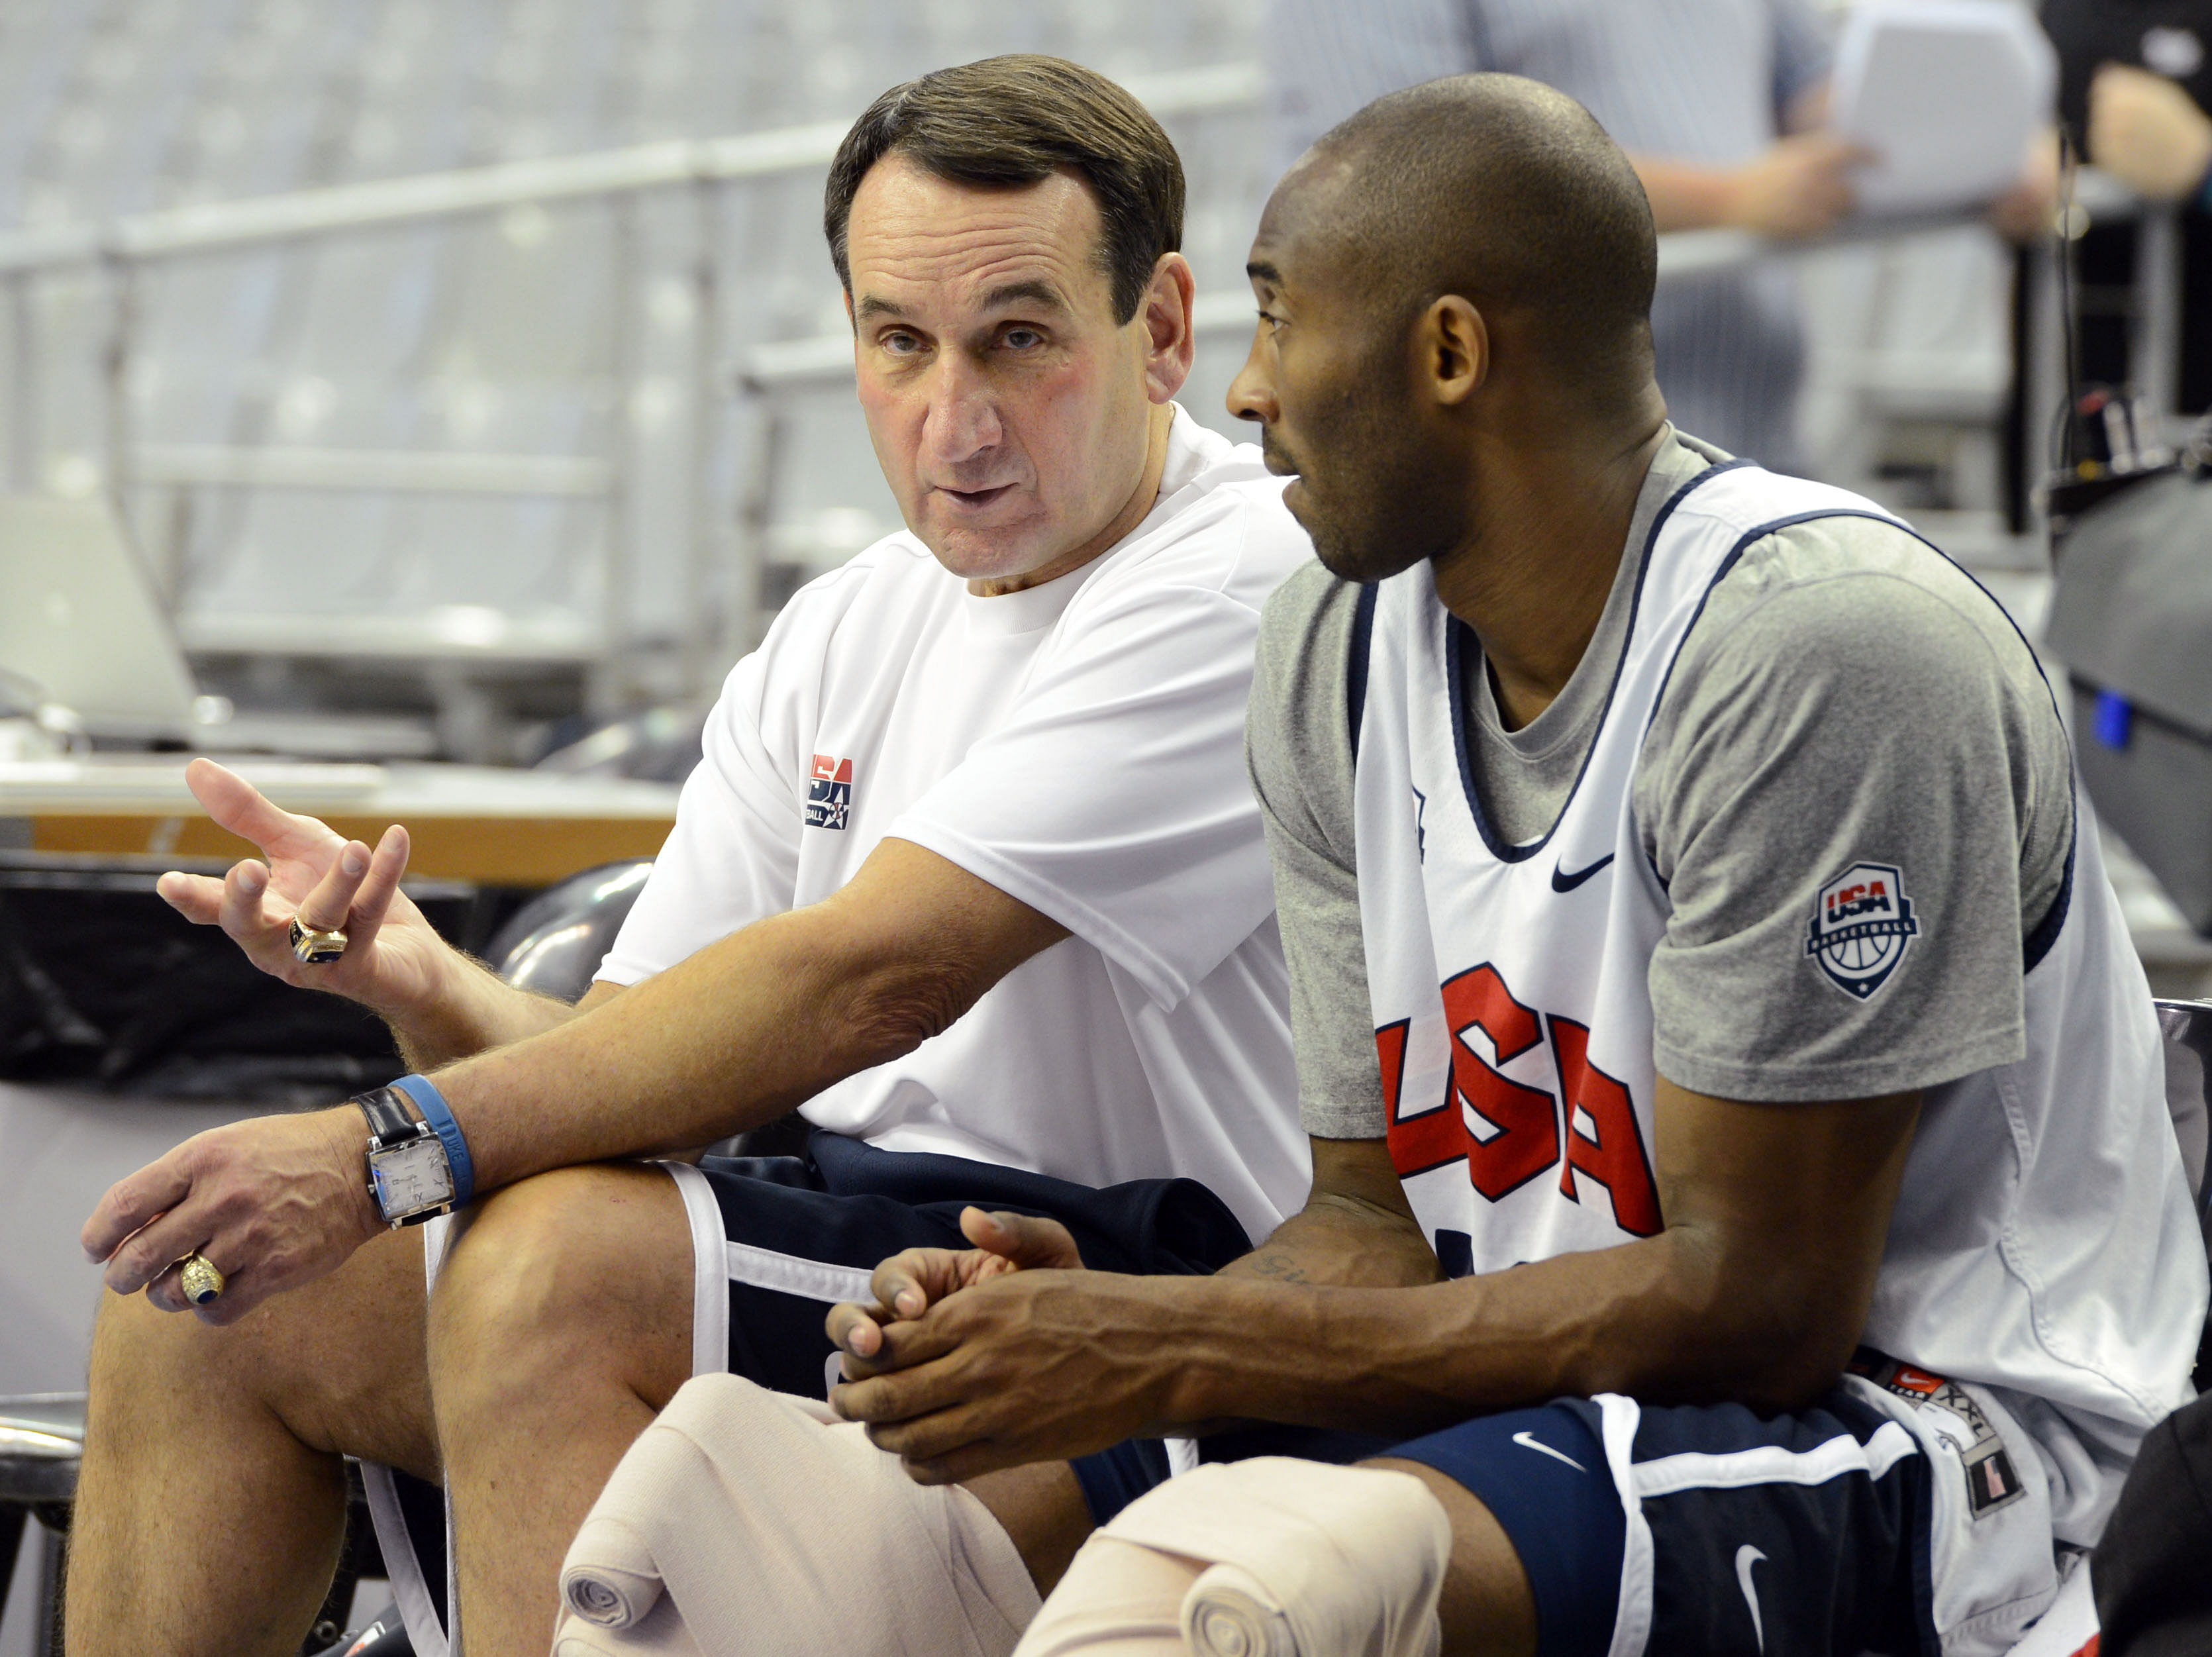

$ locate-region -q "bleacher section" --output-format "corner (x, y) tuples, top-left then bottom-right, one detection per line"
(0, 0), (1268, 757)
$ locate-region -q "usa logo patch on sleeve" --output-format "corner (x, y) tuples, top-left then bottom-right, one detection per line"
(1806, 861), (1920, 999)
(805, 754), (852, 830)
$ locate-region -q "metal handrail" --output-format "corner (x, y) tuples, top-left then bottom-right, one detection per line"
(733, 230), (2010, 397)
(0, 62), (1264, 274)
(740, 290), (1264, 392)
(136, 444), (612, 497)
(2, 47), (2127, 714)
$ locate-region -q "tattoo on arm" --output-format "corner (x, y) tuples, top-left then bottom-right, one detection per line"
(1241, 1250), (1311, 1283)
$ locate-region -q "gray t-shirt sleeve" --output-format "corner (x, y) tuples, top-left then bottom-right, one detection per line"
(1636, 516), (2074, 1103)
(1262, 0), (1478, 170)
(1246, 560), (1389, 1138)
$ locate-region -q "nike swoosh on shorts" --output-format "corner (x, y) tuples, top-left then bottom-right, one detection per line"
(1736, 1544), (1767, 1652)
(1551, 854), (1615, 892)
(1511, 1430), (1587, 1473)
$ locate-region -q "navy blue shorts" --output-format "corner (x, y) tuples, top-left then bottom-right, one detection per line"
(683, 1129), (1252, 1396)
(375, 1133), (1252, 1650)
(1080, 1387), (1938, 1657)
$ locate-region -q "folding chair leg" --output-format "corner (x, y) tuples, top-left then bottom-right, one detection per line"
(297, 1466), (385, 1657)
(33, 1513), (64, 1657)
(0, 1506), (24, 1642)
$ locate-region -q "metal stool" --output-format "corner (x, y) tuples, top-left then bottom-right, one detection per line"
(0, 1395), (81, 1657)
(0, 1395), (378, 1657)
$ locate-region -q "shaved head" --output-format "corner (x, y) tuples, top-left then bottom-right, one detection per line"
(1301, 74), (1656, 389)
(1229, 74), (1666, 585)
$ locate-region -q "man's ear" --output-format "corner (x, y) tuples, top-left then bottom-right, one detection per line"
(1419, 295), (1488, 408)
(1138, 252), (1198, 404)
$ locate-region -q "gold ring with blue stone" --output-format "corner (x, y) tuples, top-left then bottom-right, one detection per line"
(289, 917), (348, 965)
(179, 1252), (226, 1305)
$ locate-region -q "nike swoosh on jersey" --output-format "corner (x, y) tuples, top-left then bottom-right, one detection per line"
(1736, 1544), (1768, 1653)
(1510, 1430), (1587, 1473)
(1550, 854), (1615, 892)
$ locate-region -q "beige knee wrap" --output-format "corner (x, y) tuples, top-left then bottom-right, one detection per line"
(552, 1374), (1041, 1657)
(1013, 1459), (1453, 1657)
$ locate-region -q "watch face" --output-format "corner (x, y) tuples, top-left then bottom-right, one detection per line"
(370, 1136), (455, 1220)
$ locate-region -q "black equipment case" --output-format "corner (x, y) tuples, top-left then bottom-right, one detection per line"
(2045, 469), (2212, 932)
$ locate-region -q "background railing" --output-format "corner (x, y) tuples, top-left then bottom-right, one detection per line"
(0, 60), (1266, 742)
(0, 1), (2182, 768)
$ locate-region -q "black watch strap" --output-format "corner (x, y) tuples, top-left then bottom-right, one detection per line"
(354, 1084), (419, 1144)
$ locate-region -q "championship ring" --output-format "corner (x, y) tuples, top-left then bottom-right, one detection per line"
(289, 917), (348, 965)
(179, 1252), (226, 1305)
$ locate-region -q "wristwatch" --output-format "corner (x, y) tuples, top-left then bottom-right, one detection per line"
(354, 1084), (456, 1227)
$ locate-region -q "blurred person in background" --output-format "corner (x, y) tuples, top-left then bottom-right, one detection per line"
(2090, 60), (2212, 203)
(1263, 0), (1854, 474)
(2049, 1), (2212, 202)
(1263, 0), (2054, 477)
(2046, 0), (2212, 416)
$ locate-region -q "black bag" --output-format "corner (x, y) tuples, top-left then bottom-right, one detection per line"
(0, 852), (500, 1103)
(2044, 470), (2212, 932)
(2093, 1391), (2212, 1657)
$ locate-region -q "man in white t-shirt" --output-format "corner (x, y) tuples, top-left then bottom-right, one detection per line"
(66, 56), (1310, 1657)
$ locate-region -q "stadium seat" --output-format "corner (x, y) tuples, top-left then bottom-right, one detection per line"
(2156, 998), (2212, 1390)
(0, 0), (1268, 726)
(481, 857), (652, 1005)
(2155, 1000), (2212, 1222)
(0, 1395), (76, 1657)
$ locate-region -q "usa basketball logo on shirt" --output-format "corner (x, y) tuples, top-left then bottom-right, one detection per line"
(806, 754), (853, 830)
(1806, 861), (1920, 999)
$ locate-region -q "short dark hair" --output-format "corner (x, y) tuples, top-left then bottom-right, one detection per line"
(825, 54), (1184, 326)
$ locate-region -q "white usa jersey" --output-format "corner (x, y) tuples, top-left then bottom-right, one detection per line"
(1352, 460), (2205, 1531)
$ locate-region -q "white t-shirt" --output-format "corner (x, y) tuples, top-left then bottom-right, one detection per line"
(598, 409), (1313, 1241)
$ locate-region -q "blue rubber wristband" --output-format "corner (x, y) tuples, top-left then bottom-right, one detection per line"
(389, 1073), (476, 1209)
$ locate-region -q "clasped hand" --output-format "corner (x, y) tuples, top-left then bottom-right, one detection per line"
(825, 1207), (1188, 1483)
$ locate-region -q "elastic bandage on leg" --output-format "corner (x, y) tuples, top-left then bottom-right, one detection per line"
(552, 1373), (1042, 1657)
(1013, 1458), (1452, 1657)
(1009, 1539), (1206, 1657)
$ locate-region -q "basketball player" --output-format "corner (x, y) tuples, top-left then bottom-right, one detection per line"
(66, 58), (1313, 1657)
(827, 76), (2207, 1656)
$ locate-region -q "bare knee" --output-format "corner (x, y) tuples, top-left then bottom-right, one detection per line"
(85, 1225), (437, 1478)
(427, 1163), (695, 1428)
(968, 1463), (1093, 1595)
(85, 1278), (252, 1454)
